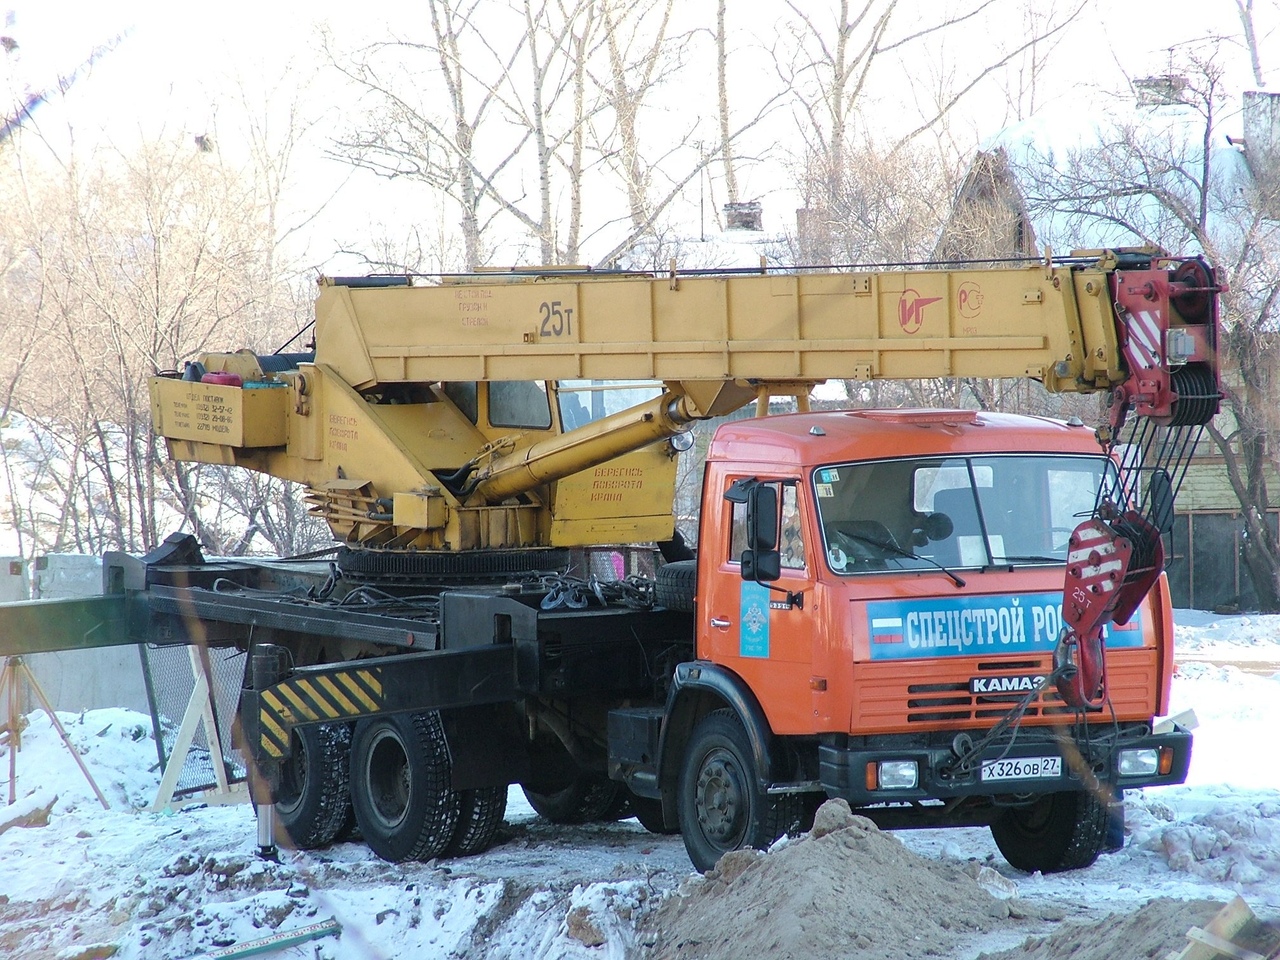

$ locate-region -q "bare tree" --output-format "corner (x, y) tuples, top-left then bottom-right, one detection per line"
(782, 0), (1084, 262)
(1236, 0), (1266, 87)
(0, 116), (313, 558)
(328, 0), (605, 268)
(790, 136), (957, 264)
(329, 0), (775, 269)
(715, 0), (739, 206)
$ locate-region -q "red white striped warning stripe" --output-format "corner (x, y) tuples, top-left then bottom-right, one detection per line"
(1068, 525), (1122, 592)
(1126, 310), (1162, 370)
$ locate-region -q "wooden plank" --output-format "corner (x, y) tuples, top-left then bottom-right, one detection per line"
(1167, 897), (1260, 960)
(187, 918), (341, 959)
(1186, 927), (1267, 960)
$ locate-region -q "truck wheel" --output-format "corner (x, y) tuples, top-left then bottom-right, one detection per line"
(678, 709), (801, 872)
(990, 789), (1109, 873)
(274, 722), (353, 849)
(656, 559), (696, 612)
(350, 712), (460, 863)
(631, 795), (679, 835)
(443, 786), (508, 857)
(522, 775), (623, 824)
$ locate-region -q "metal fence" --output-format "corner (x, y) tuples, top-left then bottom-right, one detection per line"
(1166, 510), (1280, 611)
(140, 643), (248, 798)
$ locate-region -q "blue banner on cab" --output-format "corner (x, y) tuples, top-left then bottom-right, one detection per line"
(866, 591), (1142, 661)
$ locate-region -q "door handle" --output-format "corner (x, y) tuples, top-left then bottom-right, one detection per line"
(710, 617), (732, 628)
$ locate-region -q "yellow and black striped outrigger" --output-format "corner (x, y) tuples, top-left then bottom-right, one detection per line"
(256, 666), (384, 757)
(243, 646), (520, 764)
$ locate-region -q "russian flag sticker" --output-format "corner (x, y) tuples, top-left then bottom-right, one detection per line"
(871, 616), (904, 644)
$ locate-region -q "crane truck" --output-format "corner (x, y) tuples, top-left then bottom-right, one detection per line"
(3, 249), (1219, 874)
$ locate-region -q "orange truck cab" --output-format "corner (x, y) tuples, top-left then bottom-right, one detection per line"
(636, 408), (1190, 873)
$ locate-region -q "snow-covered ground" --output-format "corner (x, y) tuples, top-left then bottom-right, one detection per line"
(1, 610), (1278, 959)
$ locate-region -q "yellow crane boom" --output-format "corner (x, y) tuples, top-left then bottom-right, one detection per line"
(150, 251), (1218, 553)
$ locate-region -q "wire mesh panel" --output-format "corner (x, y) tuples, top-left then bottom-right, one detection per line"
(140, 643), (248, 797)
(572, 546), (658, 580)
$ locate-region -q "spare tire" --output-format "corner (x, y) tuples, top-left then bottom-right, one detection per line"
(655, 559), (696, 612)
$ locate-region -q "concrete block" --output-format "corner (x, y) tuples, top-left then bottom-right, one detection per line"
(0, 557), (28, 602)
(22, 554), (150, 714)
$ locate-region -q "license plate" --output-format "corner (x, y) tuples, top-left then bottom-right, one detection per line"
(980, 755), (1062, 782)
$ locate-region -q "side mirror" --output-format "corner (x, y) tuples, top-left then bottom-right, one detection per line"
(725, 479), (783, 583)
(742, 547), (781, 582)
(742, 482), (781, 582)
(748, 483), (778, 552)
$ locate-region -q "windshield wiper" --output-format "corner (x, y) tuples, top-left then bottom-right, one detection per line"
(842, 533), (966, 589)
(991, 555), (1062, 565)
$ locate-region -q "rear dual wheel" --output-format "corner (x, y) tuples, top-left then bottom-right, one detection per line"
(350, 712), (460, 862)
(273, 723), (354, 850)
(350, 711), (507, 862)
(274, 713), (507, 861)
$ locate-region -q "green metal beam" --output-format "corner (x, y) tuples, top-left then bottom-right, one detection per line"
(0, 595), (132, 657)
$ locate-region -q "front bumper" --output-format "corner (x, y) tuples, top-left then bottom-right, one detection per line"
(819, 723), (1192, 806)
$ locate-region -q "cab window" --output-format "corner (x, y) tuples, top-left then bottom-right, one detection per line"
(441, 382), (478, 424)
(729, 481), (805, 570)
(490, 381), (552, 429)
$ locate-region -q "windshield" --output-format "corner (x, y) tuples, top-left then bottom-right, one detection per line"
(813, 454), (1112, 574)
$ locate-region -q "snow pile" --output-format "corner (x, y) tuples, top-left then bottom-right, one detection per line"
(2, 607), (1280, 958)
(1169, 662), (1280, 790)
(1173, 610), (1280, 656)
(4, 707), (162, 813)
(641, 800), (1048, 960)
(0, 707), (682, 959)
(1127, 789), (1280, 886)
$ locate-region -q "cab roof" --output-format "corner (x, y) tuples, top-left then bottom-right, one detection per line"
(706, 409), (1103, 466)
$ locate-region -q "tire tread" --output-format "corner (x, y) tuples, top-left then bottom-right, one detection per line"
(655, 560), (697, 612)
(443, 786), (508, 857)
(275, 723), (352, 850)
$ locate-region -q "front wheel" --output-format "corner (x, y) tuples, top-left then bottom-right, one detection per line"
(990, 789), (1109, 873)
(677, 710), (800, 873)
(350, 712), (460, 863)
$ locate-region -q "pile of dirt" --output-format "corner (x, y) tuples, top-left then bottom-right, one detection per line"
(977, 898), (1229, 960)
(641, 800), (1029, 960)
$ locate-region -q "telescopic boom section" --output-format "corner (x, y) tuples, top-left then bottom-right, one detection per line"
(149, 250), (1220, 556)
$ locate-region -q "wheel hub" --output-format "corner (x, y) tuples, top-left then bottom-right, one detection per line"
(695, 748), (746, 846)
(275, 731), (309, 812)
(366, 729), (412, 829)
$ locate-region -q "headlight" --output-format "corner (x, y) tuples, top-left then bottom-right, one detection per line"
(1117, 748), (1160, 777)
(877, 760), (919, 789)
(669, 430), (695, 453)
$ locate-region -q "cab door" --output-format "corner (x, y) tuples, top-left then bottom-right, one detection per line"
(700, 476), (817, 734)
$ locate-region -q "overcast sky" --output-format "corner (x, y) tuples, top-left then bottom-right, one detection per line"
(3, 0), (1276, 271)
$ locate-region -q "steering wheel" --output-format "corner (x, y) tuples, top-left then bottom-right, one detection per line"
(829, 524), (897, 561)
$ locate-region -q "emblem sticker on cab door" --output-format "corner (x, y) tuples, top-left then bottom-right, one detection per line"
(740, 581), (771, 658)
